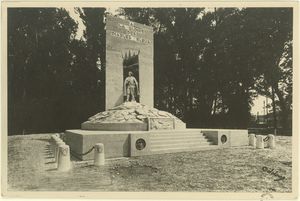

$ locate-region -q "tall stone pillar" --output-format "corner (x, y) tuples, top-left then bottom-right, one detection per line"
(105, 15), (153, 110)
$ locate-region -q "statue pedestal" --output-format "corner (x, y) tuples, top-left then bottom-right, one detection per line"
(81, 102), (186, 131)
(64, 128), (249, 161)
(64, 102), (248, 161)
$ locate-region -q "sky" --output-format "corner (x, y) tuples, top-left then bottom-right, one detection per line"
(65, 7), (268, 116)
(251, 95), (271, 116)
(65, 7), (120, 40)
(65, 7), (85, 40)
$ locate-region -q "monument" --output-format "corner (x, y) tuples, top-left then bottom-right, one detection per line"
(65, 15), (249, 160)
(105, 15), (153, 109)
(81, 15), (186, 131)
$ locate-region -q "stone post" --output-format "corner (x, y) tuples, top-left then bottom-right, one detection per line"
(55, 141), (65, 162)
(94, 143), (105, 166)
(249, 134), (256, 147)
(50, 135), (58, 152)
(56, 137), (63, 143)
(50, 135), (56, 143)
(268, 134), (275, 149)
(54, 133), (60, 138)
(52, 134), (60, 144)
(57, 145), (71, 171)
(256, 135), (264, 149)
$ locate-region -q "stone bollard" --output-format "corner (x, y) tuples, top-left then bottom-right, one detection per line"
(57, 145), (71, 171)
(50, 135), (57, 152)
(268, 134), (275, 149)
(256, 135), (264, 149)
(55, 137), (63, 142)
(94, 143), (105, 166)
(51, 135), (56, 142)
(52, 134), (60, 144)
(249, 134), (256, 147)
(54, 133), (60, 138)
(55, 141), (65, 162)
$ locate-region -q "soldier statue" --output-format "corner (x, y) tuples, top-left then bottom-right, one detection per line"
(124, 71), (139, 102)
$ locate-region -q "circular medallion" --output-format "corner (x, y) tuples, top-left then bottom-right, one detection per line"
(221, 135), (227, 144)
(135, 138), (146, 150)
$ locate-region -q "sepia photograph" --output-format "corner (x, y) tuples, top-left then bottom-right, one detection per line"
(1, 1), (298, 200)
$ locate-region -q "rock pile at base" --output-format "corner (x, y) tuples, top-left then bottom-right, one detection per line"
(86, 101), (184, 125)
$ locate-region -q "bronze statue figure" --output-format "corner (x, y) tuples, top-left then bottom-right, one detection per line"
(124, 71), (139, 102)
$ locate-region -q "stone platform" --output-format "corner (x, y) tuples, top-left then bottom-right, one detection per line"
(67, 102), (248, 160)
(64, 128), (249, 160)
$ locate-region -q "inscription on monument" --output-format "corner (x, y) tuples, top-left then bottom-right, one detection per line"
(109, 21), (152, 44)
(110, 31), (151, 44)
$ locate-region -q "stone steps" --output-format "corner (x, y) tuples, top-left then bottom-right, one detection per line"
(149, 131), (214, 154)
(150, 136), (210, 143)
(151, 141), (213, 149)
(150, 130), (202, 135)
(150, 132), (206, 137)
(151, 145), (219, 154)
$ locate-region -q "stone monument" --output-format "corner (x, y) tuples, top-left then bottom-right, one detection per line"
(81, 15), (186, 131)
(65, 15), (249, 160)
(105, 15), (153, 109)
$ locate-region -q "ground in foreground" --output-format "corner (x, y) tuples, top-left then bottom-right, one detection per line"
(7, 134), (292, 192)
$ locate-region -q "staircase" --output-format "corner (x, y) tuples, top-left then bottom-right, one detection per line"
(149, 130), (217, 154)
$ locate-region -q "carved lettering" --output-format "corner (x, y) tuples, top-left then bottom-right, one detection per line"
(110, 31), (151, 44)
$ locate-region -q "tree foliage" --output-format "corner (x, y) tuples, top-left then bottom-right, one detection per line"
(8, 7), (293, 134)
(8, 8), (106, 134)
(120, 7), (293, 129)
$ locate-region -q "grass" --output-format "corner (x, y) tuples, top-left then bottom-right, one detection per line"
(7, 134), (292, 192)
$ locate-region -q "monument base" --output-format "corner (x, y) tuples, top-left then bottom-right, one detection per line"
(81, 102), (186, 131)
(64, 129), (249, 160)
(81, 122), (148, 131)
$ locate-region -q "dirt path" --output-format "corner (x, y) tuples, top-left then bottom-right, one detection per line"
(7, 134), (292, 192)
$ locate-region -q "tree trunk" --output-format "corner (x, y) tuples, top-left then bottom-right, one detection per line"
(274, 84), (290, 131)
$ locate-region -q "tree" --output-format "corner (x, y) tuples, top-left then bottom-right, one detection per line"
(120, 7), (293, 130)
(74, 8), (106, 116)
(245, 8), (293, 131)
(8, 7), (292, 134)
(8, 8), (78, 134)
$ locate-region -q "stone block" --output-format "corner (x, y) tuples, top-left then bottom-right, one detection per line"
(130, 133), (151, 156)
(65, 128), (249, 161)
(65, 130), (131, 160)
(201, 129), (248, 147)
(230, 130), (249, 146)
(106, 15), (154, 110)
(202, 130), (230, 147)
(148, 118), (174, 130)
(81, 122), (147, 131)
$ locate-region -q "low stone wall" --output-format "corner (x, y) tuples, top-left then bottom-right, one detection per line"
(65, 130), (132, 160)
(65, 128), (249, 161)
(201, 129), (248, 147)
(81, 122), (148, 131)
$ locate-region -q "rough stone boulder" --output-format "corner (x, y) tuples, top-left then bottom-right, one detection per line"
(81, 102), (186, 131)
